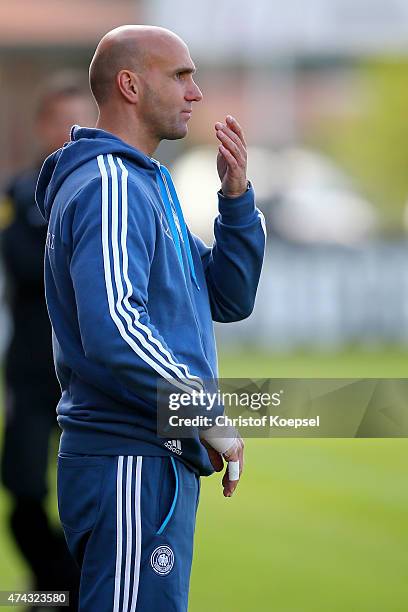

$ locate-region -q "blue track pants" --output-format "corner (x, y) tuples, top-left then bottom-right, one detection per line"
(57, 454), (200, 611)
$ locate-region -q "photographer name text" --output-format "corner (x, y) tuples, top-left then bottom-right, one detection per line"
(168, 415), (320, 429)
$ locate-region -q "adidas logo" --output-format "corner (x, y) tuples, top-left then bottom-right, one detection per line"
(164, 439), (182, 455)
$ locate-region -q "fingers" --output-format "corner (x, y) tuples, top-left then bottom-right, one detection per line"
(222, 459), (240, 496)
(215, 115), (247, 149)
(226, 114), (247, 147)
(216, 134), (246, 169)
(215, 122), (246, 156)
(208, 448), (224, 472)
(201, 430), (245, 497)
(215, 124), (247, 166)
(222, 470), (237, 497)
(218, 144), (240, 171)
(227, 460), (240, 481)
(201, 439), (224, 472)
(217, 134), (246, 176)
(222, 437), (244, 497)
(215, 114), (248, 197)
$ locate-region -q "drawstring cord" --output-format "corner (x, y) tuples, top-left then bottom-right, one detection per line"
(152, 160), (200, 290)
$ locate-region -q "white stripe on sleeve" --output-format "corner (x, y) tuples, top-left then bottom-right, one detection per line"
(116, 156), (201, 386)
(97, 154), (202, 394)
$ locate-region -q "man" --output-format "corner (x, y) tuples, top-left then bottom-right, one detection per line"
(35, 25), (265, 612)
(0, 75), (95, 609)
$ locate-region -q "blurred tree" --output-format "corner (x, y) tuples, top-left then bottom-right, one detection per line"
(315, 58), (408, 234)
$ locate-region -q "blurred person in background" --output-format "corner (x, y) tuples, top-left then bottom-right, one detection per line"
(0, 74), (96, 610)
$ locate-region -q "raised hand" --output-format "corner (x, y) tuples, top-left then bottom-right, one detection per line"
(215, 115), (248, 198)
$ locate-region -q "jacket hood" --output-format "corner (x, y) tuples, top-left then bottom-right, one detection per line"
(35, 126), (156, 221)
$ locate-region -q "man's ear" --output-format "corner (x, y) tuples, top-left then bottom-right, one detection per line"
(117, 70), (139, 103)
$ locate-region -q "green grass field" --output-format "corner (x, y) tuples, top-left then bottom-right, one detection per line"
(1, 348), (408, 611)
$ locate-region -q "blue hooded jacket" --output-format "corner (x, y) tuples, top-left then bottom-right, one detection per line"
(35, 126), (265, 476)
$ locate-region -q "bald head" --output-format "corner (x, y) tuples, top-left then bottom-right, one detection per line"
(90, 25), (202, 154)
(89, 25), (187, 106)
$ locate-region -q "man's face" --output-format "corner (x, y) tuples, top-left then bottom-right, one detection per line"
(137, 38), (203, 142)
(37, 94), (97, 154)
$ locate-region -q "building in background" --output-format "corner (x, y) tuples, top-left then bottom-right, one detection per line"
(0, 0), (139, 179)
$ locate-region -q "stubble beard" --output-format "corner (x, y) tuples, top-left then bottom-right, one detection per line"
(142, 84), (188, 142)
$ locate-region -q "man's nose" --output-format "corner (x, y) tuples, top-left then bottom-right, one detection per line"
(186, 81), (203, 102)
